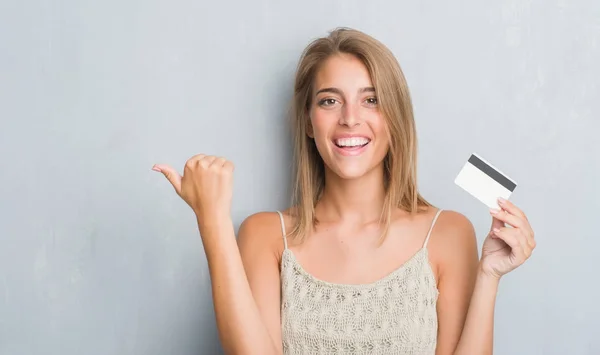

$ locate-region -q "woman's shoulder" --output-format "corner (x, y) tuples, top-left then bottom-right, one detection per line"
(239, 208), (294, 235)
(434, 209), (476, 236)
(237, 210), (291, 258)
(402, 205), (475, 238)
(428, 208), (479, 271)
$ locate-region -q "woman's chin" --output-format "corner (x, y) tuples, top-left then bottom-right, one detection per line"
(330, 164), (379, 181)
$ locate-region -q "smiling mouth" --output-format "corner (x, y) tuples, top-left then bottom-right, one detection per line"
(334, 137), (371, 149)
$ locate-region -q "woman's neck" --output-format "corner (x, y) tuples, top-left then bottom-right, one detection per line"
(316, 165), (386, 224)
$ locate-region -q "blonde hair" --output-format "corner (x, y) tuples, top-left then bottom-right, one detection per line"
(288, 27), (431, 242)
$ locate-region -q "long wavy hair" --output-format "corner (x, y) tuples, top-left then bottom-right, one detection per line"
(288, 27), (431, 243)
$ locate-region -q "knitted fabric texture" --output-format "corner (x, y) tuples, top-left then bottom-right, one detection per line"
(280, 247), (439, 355)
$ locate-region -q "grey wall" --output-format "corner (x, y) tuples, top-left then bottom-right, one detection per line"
(1, 0), (598, 354)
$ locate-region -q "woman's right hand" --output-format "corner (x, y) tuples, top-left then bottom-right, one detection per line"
(152, 154), (234, 227)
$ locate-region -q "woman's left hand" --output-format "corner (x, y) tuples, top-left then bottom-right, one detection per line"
(480, 197), (536, 279)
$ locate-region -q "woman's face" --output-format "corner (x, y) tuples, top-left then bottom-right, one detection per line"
(308, 53), (389, 180)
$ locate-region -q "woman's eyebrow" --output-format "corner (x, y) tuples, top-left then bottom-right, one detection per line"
(315, 86), (375, 96)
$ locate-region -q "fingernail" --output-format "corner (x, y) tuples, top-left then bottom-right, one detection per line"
(490, 208), (500, 214)
(493, 228), (500, 233)
(152, 166), (161, 172)
(498, 197), (506, 204)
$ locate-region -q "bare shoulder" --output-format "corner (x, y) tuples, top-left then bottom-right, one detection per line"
(237, 210), (288, 261)
(428, 209), (479, 274)
(237, 211), (287, 348)
(428, 210), (480, 353)
(434, 210), (476, 241)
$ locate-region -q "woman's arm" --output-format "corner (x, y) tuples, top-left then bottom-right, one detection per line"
(236, 212), (286, 354)
(201, 215), (282, 355)
(431, 211), (480, 355)
(434, 200), (536, 355)
(454, 199), (535, 355)
(451, 269), (499, 355)
(152, 157), (282, 355)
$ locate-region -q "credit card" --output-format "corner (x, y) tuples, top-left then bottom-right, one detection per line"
(454, 153), (517, 209)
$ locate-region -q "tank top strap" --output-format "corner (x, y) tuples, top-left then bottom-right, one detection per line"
(276, 211), (288, 250)
(423, 209), (443, 248)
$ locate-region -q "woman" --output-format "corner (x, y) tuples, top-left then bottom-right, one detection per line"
(152, 27), (536, 355)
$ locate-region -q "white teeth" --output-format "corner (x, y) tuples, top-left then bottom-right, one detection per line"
(335, 137), (370, 147)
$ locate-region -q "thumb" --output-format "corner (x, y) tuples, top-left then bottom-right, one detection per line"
(152, 164), (182, 195)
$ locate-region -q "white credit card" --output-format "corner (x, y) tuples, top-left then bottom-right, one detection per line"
(454, 153), (517, 210)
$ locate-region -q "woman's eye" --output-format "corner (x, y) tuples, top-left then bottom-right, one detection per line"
(366, 97), (378, 105)
(319, 98), (337, 106)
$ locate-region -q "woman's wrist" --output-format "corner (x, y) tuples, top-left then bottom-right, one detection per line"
(196, 216), (237, 261)
(196, 213), (234, 240)
(477, 262), (502, 287)
(196, 211), (232, 230)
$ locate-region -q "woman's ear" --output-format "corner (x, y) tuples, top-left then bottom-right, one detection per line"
(306, 122), (314, 138)
(306, 111), (314, 138)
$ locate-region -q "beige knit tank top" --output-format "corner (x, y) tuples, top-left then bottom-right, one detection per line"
(276, 210), (442, 355)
